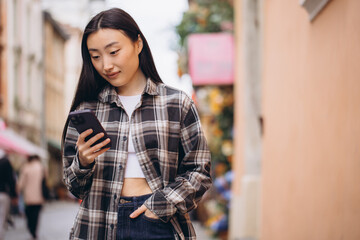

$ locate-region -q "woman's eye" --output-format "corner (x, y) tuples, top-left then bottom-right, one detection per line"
(110, 49), (120, 55)
(91, 55), (100, 60)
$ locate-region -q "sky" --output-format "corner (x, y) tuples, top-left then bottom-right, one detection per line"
(106, 0), (193, 95)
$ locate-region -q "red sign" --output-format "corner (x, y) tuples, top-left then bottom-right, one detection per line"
(188, 33), (234, 85)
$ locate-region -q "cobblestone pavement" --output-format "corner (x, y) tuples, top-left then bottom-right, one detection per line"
(5, 201), (212, 240)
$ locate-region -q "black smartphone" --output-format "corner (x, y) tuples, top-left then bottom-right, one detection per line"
(68, 109), (111, 149)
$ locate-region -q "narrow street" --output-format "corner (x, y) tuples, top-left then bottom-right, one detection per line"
(5, 201), (78, 240)
(5, 200), (211, 240)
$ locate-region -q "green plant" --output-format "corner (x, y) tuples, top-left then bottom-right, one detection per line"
(175, 0), (233, 47)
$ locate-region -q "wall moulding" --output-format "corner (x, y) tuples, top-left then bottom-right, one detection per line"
(300, 0), (331, 21)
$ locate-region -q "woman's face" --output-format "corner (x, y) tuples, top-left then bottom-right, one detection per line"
(87, 28), (143, 92)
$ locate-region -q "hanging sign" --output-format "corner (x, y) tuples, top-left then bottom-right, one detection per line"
(188, 33), (234, 85)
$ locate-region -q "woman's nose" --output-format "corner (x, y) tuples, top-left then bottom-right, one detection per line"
(103, 57), (114, 72)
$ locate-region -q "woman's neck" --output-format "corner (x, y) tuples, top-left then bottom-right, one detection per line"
(116, 70), (147, 96)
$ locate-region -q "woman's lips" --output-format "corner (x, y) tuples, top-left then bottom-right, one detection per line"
(106, 72), (120, 79)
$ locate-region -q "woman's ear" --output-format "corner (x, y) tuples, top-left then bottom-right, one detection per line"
(137, 34), (143, 54)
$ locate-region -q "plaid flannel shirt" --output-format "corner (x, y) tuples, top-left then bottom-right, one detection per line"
(63, 79), (212, 240)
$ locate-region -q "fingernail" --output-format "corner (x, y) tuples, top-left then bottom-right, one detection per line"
(129, 214), (134, 218)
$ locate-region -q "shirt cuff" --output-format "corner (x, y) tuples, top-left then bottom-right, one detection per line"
(144, 190), (177, 223)
(70, 154), (96, 179)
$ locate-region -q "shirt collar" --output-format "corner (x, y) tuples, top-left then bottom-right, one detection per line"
(144, 78), (160, 96)
(98, 78), (160, 104)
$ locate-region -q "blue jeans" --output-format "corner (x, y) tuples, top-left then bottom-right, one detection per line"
(116, 194), (175, 240)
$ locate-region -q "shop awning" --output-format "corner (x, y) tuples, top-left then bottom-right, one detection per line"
(0, 128), (48, 159)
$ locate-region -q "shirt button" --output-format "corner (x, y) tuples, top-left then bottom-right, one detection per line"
(110, 224), (114, 229)
(119, 165), (123, 170)
(123, 136), (127, 141)
(114, 194), (117, 200)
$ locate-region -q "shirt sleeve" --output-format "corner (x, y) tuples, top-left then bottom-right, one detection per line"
(62, 115), (96, 199)
(144, 96), (212, 223)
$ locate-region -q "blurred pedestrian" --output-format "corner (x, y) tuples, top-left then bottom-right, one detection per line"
(0, 149), (17, 240)
(62, 8), (212, 240)
(17, 155), (45, 239)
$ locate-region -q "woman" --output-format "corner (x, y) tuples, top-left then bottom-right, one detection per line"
(17, 155), (45, 239)
(62, 8), (211, 240)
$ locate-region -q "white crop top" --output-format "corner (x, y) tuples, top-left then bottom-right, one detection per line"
(118, 94), (145, 178)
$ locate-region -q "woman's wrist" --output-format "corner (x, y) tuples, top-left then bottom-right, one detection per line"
(79, 158), (95, 169)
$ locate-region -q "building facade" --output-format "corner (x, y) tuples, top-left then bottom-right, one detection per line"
(231, 0), (360, 239)
(43, 12), (68, 145)
(0, 0), (7, 117)
(0, 0), (45, 148)
(41, 0), (99, 194)
(43, 11), (68, 190)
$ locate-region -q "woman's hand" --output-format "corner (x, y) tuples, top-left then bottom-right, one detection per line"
(77, 129), (111, 167)
(130, 205), (159, 220)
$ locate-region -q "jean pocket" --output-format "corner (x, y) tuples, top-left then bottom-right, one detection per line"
(141, 213), (163, 223)
(139, 214), (174, 239)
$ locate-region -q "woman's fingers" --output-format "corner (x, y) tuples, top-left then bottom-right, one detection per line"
(81, 137), (110, 157)
(130, 205), (147, 218)
(80, 138), (110, 160)
(77, 129), (93, 145)
(84, 132), (106, 148)
(130, 205), (159, 219)
(77, 129), (111, 166)
(78, 130), (110, 152)
(88, 137), (111, 153)
(91, 147), (110, 159)
(79, 147), (109, 168)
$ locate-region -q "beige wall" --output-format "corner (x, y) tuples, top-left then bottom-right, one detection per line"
(232, 0), (244, 198)
(63, 25), (82, 114)
(261, 0), (360, 239)
(44, 16), (68, 188)
(44, 19), (67, 144)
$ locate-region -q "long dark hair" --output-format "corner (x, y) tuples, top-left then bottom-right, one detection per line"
(61, 8), (162, 147)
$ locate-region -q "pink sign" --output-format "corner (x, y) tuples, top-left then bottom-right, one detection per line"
(188, 33), (234, 85)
